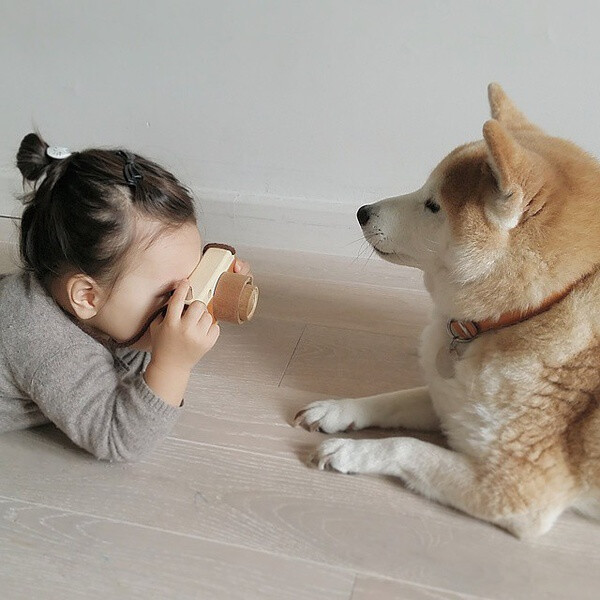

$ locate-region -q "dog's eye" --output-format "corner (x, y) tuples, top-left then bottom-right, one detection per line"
(425, 198), (440, 213)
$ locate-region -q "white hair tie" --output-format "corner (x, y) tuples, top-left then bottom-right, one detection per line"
(46, 146), (72, 159)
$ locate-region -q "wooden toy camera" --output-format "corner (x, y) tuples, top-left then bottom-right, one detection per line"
(185, 244), (258, 324)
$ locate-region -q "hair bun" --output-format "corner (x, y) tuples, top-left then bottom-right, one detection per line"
(16, 132), (52, 182)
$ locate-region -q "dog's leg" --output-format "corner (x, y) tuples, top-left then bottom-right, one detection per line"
(294, 387), (439, 433)
(310, 436), (565, 538)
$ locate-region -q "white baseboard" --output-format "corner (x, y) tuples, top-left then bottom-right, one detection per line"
(0, 175), (23, 219)
(195, 189), (364, 258)
(1, 175), (368, 258)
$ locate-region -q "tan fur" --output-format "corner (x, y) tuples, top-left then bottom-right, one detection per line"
(429, 85), (600, 531)
(442, 92), (600, 319)
(297, 84), (600, 537)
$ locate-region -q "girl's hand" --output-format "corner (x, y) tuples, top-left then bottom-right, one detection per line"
(234, 258), (253, 277)
(149, 279), (220, 373)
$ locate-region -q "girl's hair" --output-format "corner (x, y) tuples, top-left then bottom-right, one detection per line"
(15, 132), (197, 293)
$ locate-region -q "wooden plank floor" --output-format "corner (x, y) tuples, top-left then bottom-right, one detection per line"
(1, 232), (599, 599)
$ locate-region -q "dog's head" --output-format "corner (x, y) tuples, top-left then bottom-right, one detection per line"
(359, 83), (600, 319)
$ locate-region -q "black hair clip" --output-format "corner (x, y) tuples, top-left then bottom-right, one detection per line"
(117, 150), (143, 187)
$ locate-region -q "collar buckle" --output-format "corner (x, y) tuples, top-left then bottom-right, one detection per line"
(447, 319), (480, 343)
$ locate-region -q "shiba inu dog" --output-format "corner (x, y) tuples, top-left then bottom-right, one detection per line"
(294, 83), (600, 538)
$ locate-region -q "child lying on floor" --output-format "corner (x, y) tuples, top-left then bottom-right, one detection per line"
(0, 132), (251, 461)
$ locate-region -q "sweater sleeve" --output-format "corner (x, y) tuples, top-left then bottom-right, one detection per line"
(112, 347), (152, 374)
(26, 343), (182, 462)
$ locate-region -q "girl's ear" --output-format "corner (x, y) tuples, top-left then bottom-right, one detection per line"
(67, 274), (104, 319)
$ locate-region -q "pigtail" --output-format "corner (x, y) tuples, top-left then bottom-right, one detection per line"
(16, 132), (52, 184)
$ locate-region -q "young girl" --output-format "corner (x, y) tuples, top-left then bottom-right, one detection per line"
(0, 133), (252, 461)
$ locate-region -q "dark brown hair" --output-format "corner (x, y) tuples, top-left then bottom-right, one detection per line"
(16, 132), (197, 292)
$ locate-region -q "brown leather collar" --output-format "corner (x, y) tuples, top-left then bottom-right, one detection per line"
(447, 276), (587, 343)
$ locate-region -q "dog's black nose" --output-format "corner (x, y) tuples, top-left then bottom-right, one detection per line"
(357, 205), (371, 226)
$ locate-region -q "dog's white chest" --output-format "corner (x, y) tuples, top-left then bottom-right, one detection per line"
(435, 341), (467, 379)
(421, 321), (506, 455)
(435, 344), (456, 378)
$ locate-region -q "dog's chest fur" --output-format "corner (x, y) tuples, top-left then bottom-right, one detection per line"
(420, 318), (507, 456)
(419, 305), (600, 463)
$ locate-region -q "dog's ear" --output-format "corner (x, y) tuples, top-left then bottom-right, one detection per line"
(487, 83), (541, 133)
(483, 119), (548, 229)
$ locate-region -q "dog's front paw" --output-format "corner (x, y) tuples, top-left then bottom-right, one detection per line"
(308, 438), (360, 473)
(293, 399), (360, 433)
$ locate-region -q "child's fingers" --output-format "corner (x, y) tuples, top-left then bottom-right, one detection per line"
(234, 259), (251, 276)
(183, 300), (207, 323)
(165, 279), (190, 323)
(207, 322), (220, 346)
(195, 307), (214, 335)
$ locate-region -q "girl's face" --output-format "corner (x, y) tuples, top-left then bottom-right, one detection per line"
(99, 220), (203, 346)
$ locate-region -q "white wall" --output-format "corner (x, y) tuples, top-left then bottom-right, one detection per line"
(2, 0), (600, 255)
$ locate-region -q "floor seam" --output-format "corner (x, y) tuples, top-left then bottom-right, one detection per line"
(278, 323), (307, 387)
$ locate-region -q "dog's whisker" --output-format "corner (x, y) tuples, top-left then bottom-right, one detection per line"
(350, 232), (383, 265)
(351, 242), (372, 264)
(344, 234), (373, 247)
(361, 246), (376, 266)
(348, 234), (381, 264)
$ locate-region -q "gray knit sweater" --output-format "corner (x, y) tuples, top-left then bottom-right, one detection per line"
(0, 269), (182, 461)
